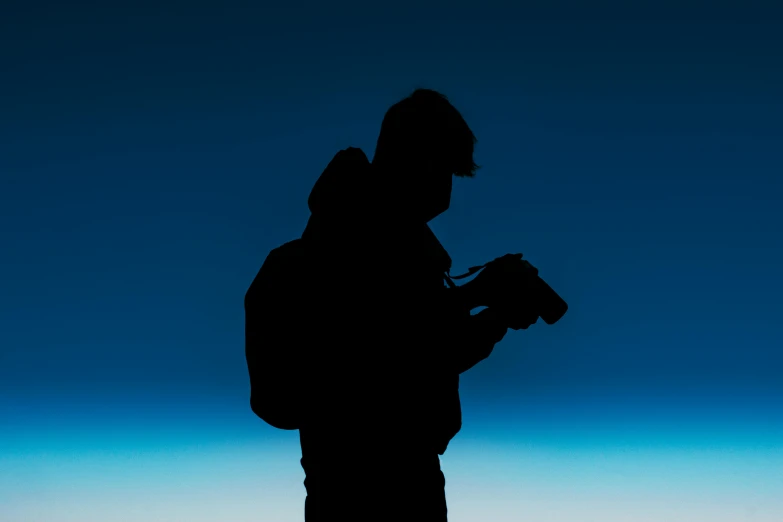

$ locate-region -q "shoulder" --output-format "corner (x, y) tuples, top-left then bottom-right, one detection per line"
(245, 239), (311, 307)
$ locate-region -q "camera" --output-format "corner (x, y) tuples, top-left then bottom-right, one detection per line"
(449, 254), (568, 326)
(417, 224), (567, 325)
(493, 260), (568, 325)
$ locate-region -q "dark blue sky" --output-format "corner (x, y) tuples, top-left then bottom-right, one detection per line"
(2, 0), (782, 498)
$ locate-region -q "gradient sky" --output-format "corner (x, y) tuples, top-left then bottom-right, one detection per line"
(2, 2), (782, 521)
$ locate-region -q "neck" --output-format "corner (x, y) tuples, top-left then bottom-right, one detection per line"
(370, 162), (433, 227)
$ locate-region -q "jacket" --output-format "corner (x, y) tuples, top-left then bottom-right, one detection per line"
(297, 147), (464, 457)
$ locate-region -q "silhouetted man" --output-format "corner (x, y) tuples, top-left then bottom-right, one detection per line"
(251, 89), (539, 521)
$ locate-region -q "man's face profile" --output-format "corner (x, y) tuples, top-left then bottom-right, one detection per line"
(413, 160), (453, 223)
(373, 138), (457, 224)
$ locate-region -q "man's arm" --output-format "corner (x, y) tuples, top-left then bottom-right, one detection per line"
(450, 308), (509, 374)
(436, 280), (509, 374)
(448, 279), (487, 312)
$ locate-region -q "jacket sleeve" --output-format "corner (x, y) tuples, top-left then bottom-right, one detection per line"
(391, 277), (508, 376)
(434, 286), (509, 374)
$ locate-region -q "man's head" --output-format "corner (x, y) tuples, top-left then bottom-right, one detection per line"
(371, 88), (479, 223)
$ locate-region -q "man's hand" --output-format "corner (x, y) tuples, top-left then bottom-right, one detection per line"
(494, 303), (539, 330)
(467, 253), (541, 330)
(469, 254), (538, 306)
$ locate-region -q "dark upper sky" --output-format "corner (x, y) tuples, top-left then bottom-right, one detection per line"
(2, 1), (781, 440)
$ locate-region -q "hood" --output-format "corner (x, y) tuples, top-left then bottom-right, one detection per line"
(301, 147), (452, 274)
(307, 147), (374, 220)
(302, 147), (382, 243)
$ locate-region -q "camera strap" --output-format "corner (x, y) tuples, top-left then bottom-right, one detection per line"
(444, 264), (487, 288)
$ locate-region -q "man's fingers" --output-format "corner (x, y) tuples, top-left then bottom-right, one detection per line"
(511, 313), (538, 330)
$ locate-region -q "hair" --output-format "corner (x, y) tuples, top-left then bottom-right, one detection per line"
(374, 88), (480, 178)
